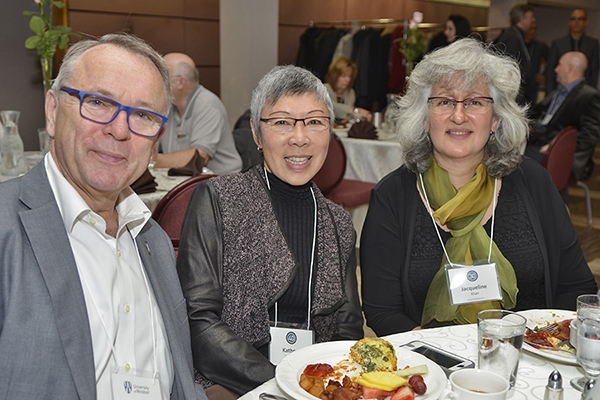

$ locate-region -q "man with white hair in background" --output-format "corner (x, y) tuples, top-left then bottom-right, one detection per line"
(156, 52), (242, 175)
(527, 51), (600, 181)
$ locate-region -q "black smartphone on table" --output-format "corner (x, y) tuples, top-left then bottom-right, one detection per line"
(401, 340), (475, 377)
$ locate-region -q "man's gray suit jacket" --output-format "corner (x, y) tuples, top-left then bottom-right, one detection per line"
(0, 162), (207, 400)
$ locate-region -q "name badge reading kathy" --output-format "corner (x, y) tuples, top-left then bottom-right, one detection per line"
(111, 370), (164, 400)
(445, 263), (502, 305)
(269, 326), (315, 365)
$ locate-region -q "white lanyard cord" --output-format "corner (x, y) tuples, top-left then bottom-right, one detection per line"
(79, 269), (121, 370)
(418, 174), (497, 266)
(128, 227), (159, 379)
(264, 167), (317, 329)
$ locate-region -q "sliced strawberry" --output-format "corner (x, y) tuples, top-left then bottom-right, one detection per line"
(391, 385), (415, 400)
(360, 385), (397, 399)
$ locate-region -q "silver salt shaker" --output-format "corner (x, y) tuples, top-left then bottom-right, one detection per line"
(544, 370), (563, 400)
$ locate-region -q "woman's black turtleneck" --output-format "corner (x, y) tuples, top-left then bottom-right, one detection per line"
(265, 169), (317, 326)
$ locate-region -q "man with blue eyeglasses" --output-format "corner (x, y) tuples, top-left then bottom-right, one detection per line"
(0, 33), (208, 400)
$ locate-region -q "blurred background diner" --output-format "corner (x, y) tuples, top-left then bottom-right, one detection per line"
(325, 56), (372, 122)
(426, 14), (472, 53)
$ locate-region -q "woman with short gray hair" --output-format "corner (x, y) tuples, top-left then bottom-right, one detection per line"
(361, 38), (596, 335)
(177, 65), (363, 399)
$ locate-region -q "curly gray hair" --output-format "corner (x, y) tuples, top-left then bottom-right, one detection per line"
(250, 65), (334, 142)
(395, 38), (529, 177)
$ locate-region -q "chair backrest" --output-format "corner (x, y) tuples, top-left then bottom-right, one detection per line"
(232, 127), (263, 172)
(543, 126), (577, 193)
(151, 174), (215, 242)
(313, 133), (347, 194)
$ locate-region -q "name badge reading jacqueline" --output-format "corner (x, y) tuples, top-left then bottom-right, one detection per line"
(111, 370), (164, 400)
(269, 326), (315, 365)
(445, 263), (502, 305)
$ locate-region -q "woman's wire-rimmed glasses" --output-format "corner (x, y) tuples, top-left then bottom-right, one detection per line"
(428, 96), (494, 115)
(259, 116), (331, 133)
(60, 87), (168, 137)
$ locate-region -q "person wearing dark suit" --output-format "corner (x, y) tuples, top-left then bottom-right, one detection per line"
(495, 4), (536, 106)
(527, 51), (600, 180)
(546, 8), (600, 94)
(0, 34), (207, 400)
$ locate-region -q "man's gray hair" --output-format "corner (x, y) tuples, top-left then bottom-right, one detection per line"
(250, 65), (334, 142)
(394, 38), (529, 177)
(510, 4), (535, 26)
(52, 33), (172, 115)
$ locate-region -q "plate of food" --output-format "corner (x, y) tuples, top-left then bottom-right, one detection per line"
(520, 309), (577, 365)
(275, 337), (447, 400)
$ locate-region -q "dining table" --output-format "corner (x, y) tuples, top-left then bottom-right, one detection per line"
(239, 323), (585, 400)
(333, 126), (403, 242)
(334, 127), (403, 184)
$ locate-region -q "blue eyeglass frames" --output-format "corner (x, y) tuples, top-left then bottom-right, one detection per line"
(60, 87), (168, 138)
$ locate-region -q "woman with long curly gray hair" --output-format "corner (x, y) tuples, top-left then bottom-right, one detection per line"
(361, 38), (596, 335)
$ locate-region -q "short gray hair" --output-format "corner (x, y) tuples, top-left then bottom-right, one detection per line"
(250, 65), (334, 142)
(395, 38), (529, 178)
(52, 33), (172, 115)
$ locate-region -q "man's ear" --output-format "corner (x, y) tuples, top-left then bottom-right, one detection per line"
(45, 89), (59, 138)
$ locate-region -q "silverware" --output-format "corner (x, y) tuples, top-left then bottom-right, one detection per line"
(259, 393), (288, 400)
(524, 339), (575, 355)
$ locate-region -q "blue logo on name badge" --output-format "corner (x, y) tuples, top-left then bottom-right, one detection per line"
(467, 270), (478, 282)
(286, 331), (297, 345)
(124, 380), (132, 394)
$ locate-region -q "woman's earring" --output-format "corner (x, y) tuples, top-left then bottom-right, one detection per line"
(257, 146), (263, 153)
(489, 131), (496, 142)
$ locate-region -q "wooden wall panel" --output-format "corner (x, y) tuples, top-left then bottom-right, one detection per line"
(198, 66), (220, 98)
(69, 0), (185, 17)
(184, 0), (220, 20)
(279, 0), (346, 25)
(183, 20), (220, 66)
(279, 26), (307, 65)
(345, 0), (408, 20)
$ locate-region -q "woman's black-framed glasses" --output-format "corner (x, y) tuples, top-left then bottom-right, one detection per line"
(259, 116), (330, 133)
(60, 87), (168, 137)
(427, 96), (494, 115)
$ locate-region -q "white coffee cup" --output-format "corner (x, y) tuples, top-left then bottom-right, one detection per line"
(439, 369), (510, 400)
(570, 318), (579, 348)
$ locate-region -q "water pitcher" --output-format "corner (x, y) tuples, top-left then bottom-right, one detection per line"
(0, 110), (28, 176)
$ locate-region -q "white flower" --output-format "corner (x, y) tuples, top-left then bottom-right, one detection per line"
(34, 0), (42, 3)
(413, 11), (423, 24)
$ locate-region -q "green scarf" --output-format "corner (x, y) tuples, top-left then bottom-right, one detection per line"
(419, 157), (518, 328)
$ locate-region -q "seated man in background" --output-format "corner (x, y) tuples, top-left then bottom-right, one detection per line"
(526, 51), (600, 181)
(156, 52), (242, 175)
(0, 34), (207, 399)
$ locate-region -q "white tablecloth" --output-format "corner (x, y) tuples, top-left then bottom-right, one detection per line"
(336, 129), (403, 184)
(239, 324), (584, 400)
(138, 168), (190, 212)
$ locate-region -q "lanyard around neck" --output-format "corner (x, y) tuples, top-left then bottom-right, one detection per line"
(418, 173), (498, 266)
(264, 166), (317, 329)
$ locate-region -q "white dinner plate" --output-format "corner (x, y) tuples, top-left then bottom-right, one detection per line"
(275, 340), (447, 400)
(519, 309), (577, 365)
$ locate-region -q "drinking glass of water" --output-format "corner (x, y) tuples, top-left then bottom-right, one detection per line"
(571, 319), (600, 391)
(578, 294), (600, 322)
(477, 310), (526, 388)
